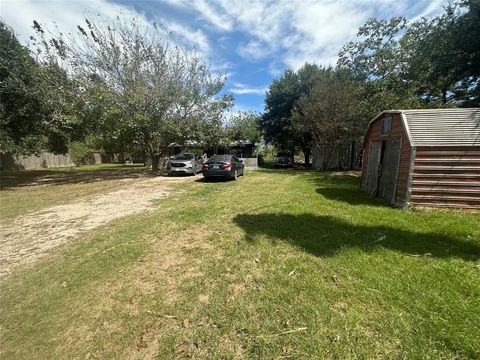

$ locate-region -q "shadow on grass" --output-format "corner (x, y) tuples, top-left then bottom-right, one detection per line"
(196, 176), (237, 183)
(316, 187), (389, 207)
(233, 213), (480, 261)
(303, 172), (390, 207)
(0, 165), (152, 189)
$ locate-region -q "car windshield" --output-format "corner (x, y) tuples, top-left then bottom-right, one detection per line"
(208, 155), (232, 162)
(171, 154), (194, 160)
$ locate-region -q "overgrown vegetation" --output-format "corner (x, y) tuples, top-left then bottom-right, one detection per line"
(68, 141), (96, 166)
(1, 167), (479, 359)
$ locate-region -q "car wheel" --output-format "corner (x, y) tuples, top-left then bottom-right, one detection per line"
(193, 167), (197, 176)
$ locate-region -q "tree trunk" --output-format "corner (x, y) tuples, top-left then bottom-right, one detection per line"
(349, 139), (356, 170)
(151, 154), (160, 172)
(303, 148), (311, 167)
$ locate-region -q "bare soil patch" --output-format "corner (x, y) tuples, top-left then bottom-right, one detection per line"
(0, 175), (198, 277)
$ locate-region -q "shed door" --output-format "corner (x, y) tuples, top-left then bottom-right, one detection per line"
(364, 141), (382, 196)
(378, 139), (402, 204)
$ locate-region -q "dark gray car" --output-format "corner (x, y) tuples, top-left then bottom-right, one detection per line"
(274, 155), (293, 168)
(202, 154), (245, 180)
(167, 153), (203, 175)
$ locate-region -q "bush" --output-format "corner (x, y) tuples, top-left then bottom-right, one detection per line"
(68, 141), (95, 166)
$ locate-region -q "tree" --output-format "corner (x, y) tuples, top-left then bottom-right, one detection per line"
(0, 21), (51, 154)
(35, 16), (232, 171)
(226, 111), (261, 146)
(293, 71), (362, 171)
(403, 0), (480, 106)
(339, 1), (480, 108)
(261, 69), (299, 156)
(261, 64), (325, 166)
(338, 17), (423, 113)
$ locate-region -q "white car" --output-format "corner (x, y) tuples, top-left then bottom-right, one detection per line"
(167, 153), (203, 175)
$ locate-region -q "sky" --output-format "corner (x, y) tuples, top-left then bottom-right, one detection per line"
(1, 0), (448, 115)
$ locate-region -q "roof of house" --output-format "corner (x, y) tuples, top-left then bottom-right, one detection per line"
(368, 108), (480, 147)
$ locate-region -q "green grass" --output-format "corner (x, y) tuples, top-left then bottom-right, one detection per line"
(1, 167), (479, 359)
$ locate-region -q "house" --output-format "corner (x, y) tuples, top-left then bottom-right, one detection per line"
(361, 108), (480, 209)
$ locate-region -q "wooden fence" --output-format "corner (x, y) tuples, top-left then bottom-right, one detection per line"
(312, 142), (362, 171)
(0, 152), (104, 171)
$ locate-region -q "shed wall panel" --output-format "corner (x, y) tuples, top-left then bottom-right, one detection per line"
(411, 146), (480, 209)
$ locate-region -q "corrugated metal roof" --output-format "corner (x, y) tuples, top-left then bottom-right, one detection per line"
(401, 108), (480, 147)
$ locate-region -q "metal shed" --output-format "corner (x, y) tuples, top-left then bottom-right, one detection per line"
(361, 108), (480, 209)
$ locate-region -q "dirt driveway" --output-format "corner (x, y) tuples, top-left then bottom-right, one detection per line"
(0, 175), (198, 278)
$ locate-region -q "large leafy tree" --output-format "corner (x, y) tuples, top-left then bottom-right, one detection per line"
(0, 22), (52, 154)
(338, 17), (422, 113)
(261, 63), (324, 165)
(403, 0), (480, 106)
(293, 69), (364, 170)
(36, 16), (232, 171)
(261, 69), (299, 156)
(339, 0), (480, 108)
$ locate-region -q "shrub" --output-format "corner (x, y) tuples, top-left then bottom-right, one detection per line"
(68, 141), (95, 166)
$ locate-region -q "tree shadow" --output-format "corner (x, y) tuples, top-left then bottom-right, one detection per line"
(305, 173), (388, 207)
(233, 213), (480, 261)
(0, 165), (152, 189)
(315, 187), (388, 207)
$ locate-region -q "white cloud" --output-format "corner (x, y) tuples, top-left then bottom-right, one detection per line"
(230, 83), (267, 95)
(409, 0), (446, 22)
(167, 0), (368, 71)
(237, 40), (269, 61)
(1, 0), (211, 57)
(167, 0), (448, 73)
(1, 0), (136, 42)
(2, 0), (449, 86)
(164, 20), (210, 55)
(164, 0), (233, 31)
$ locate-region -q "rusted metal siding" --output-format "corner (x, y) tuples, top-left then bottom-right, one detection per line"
(361, 113), (412, 207)
(410, 146), (480, 209)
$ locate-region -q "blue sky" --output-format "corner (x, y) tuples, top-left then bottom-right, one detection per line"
(1, 0), (447, 115)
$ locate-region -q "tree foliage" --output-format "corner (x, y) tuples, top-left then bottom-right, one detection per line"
(226, 111), (261, 146)
(261, 63), (326, 164)
(339, 0), (480, 107)
(0, 22), (51, 154)
(292, 69), (364, 170)
(402, 0), (480, 105)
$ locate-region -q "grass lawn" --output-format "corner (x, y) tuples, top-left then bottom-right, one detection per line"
(1, 167), (479, 359)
